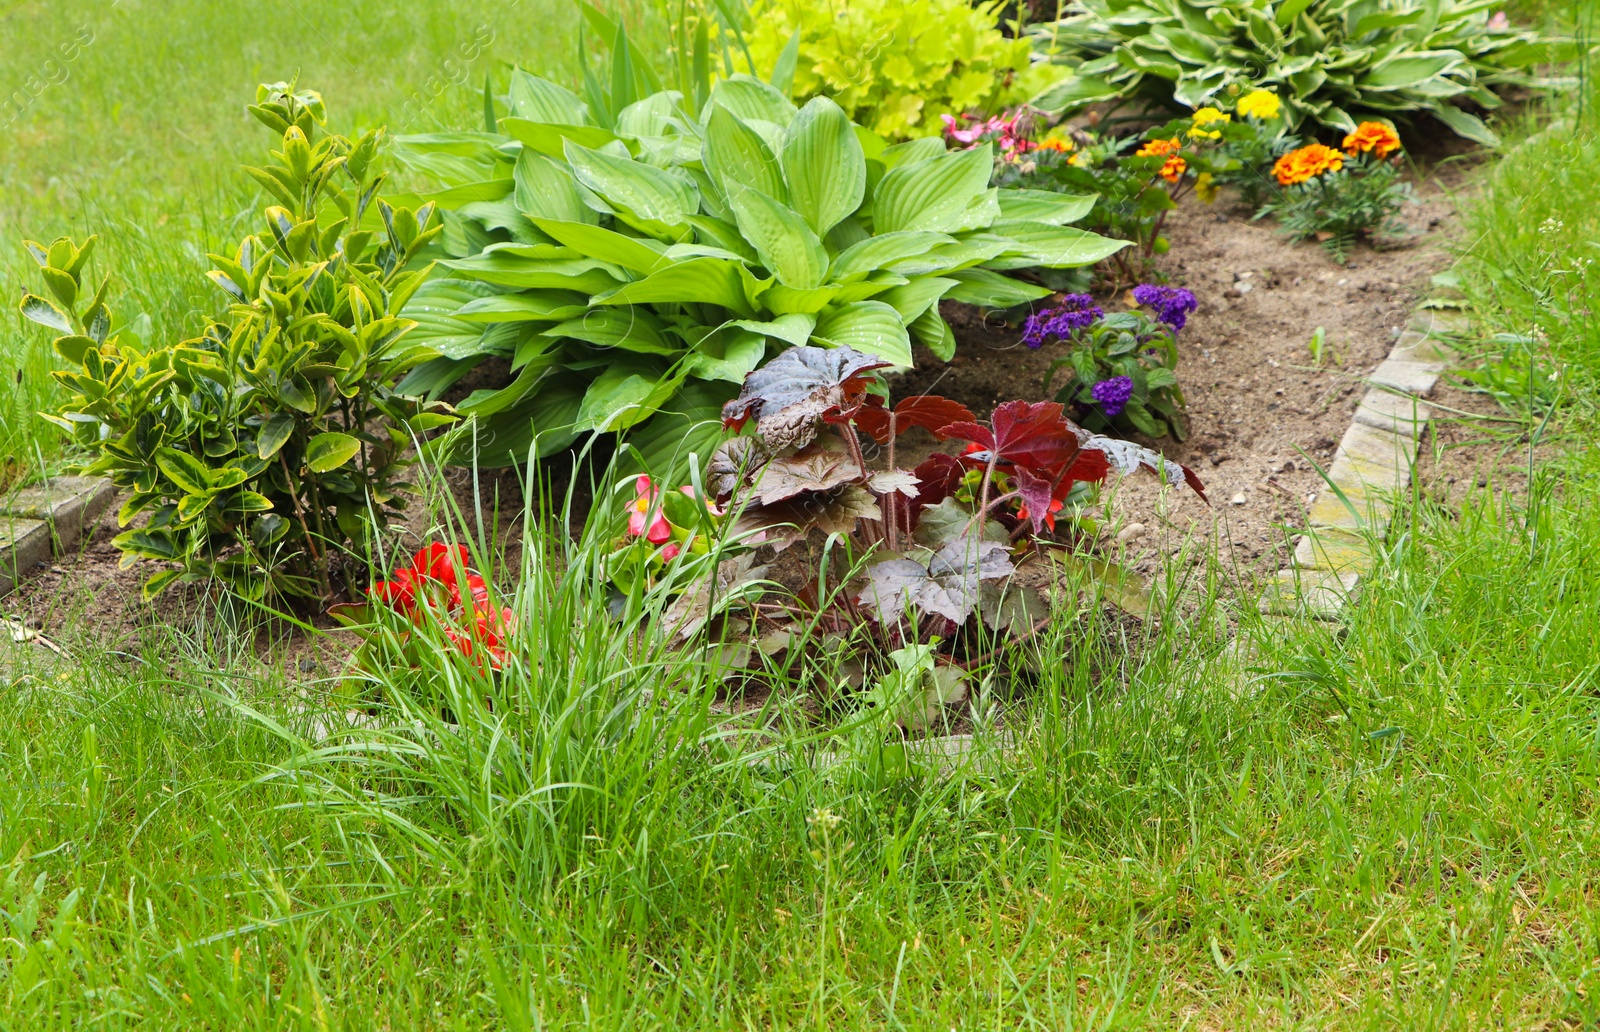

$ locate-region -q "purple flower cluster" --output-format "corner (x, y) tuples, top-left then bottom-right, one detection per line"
(1131, 284), (1199, 332)
(1091, 375), (1134, 416)
(1021, 294), (1104, 348)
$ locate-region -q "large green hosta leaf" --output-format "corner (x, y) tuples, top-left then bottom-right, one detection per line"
(871, 145), (995, 234)
(781, 97), (866, 237)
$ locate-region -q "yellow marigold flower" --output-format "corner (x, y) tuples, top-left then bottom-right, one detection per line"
(1195, 171), (1219, 204)
(1188, 107), (1231, 139)
(1343, 121), (1402, 158)
(1272, 143), (1344, 186)
(1237, 90), (1281, 121)
(1136, 137), (1181, 159)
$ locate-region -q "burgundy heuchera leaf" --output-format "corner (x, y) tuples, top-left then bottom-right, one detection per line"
(853, 395), (976, 445)
(937, 400), (1081, 472)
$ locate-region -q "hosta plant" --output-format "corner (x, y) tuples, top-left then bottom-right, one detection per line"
(23, 84), (452, 603)
(738, 0), (1063, 140)
(1028, 0), (1572, 146)
(621, 344), (1205, 727)
(1257, 121), (1412, 263)
(1033, 285), (1195, 439)
(392, 67), (1128, 472)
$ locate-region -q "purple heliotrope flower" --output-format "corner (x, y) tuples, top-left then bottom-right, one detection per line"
(1091, 375), (1134, 416)
(1021, 294), (1105, 348)
(1132, 284), (1199, 332)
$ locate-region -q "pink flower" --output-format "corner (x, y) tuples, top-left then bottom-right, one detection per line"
(679, 484), (724, 517)
(1488, 11), (1509, 30)
(629, 475), (672, 544)
(660, 543), (681, 563)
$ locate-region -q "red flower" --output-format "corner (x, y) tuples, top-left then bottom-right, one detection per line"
(370, 568), (419, 613)
(660, 543), (682, 563)
(628, 475), (672, 544)
(410, 542), (469, 583)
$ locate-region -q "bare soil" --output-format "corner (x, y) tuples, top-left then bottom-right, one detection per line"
(3, 171), (1530, 655)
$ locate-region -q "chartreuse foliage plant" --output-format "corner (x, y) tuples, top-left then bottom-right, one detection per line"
(1030, 0), (1574, 145)
(394, 64), (1126, 471)
(736, 0), (1063, 140)
(22, 84), (452, 603)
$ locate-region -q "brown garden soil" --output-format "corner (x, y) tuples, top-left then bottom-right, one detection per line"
(3, 169), (1534, 667)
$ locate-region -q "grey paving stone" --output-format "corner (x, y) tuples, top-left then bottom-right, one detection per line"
(1339, 422), (1417, 470)
(1354, 389), (1432, 438)
(1, 476), (116, 554)
(0, 518), (51, 598)
(1369, 357), (1443, 396)
(1292, 528), (1373, 574)
(1306, 480), (1392, 537)
(1388, 331), (1456, 366)
(1258, 568), (1361, 619)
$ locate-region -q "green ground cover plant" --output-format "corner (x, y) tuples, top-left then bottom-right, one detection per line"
(1029, 0), (1574, 145)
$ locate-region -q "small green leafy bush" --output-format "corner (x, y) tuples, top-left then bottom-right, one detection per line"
(23, 84), (452, 603)
(393, 53), (1127, 472)
(1029, 0), (1573, 145)
(739, 0), (1062, 140)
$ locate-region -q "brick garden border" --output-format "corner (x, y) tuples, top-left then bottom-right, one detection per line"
(1258, 302), (1466, 620)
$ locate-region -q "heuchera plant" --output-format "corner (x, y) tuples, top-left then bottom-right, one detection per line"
(685, 344), (1205, 722)
(1032, 285), (1197, 440)
(335, 543), (516, 677)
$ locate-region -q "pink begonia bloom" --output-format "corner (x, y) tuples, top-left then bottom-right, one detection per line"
(660, 543), (682, 563)
(679, 484), (724, 517)
(1488, 12), (1509, 30)
(628, 475), (672, 544)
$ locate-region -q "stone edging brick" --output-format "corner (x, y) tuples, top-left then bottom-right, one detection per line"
(1259, 304), (1467, 620)
(0, 475), (116, 598)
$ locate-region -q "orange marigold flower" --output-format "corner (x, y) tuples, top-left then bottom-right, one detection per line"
(1136, 136), (1181, 159)
(1272, 143), (1344, 186)
(1037, 137), (1073, 153)
(1159, 155), (1187, 184)
(1343, 121), (1402, 158)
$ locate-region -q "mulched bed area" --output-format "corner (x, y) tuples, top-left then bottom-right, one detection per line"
(4, 172), (1526, 655)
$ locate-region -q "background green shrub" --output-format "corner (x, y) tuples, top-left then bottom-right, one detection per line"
(739, 0), (1063, 139)
(1029, 0), (1574, 145)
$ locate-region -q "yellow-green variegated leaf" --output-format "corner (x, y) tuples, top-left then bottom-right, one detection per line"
(508, 70), (588, 125)
(305, 432), (362, 473)
(531, 219), (667, 274)
(943, 268), (1053, 308)
(544, 306), (676, 354)
(574, 357), (684, 433)
(563, 140), (698, 225)
(812, 301), (913, 366)
(910, 306), (957, 362)
(595, 257), (756, 317)
(725, 184), (829, 289)
(781, 97), (866, 237)
(702, 105), (787, 205)
(872, 146), (995, 234)
(513, 151), (595, 224)
(709, 75), (798, 126)
(828, 231), (955, 283)
(996, 189), (1097, 225)
(982, 221), (1131, 270)
(875, 277), (958, 323)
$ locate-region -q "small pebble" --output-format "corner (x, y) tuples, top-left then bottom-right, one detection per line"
(1230, 492), (1247, 505)
(1116, 522), (1146, 543)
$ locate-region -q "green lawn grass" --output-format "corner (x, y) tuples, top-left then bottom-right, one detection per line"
(4, 3), (1600, 1028)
